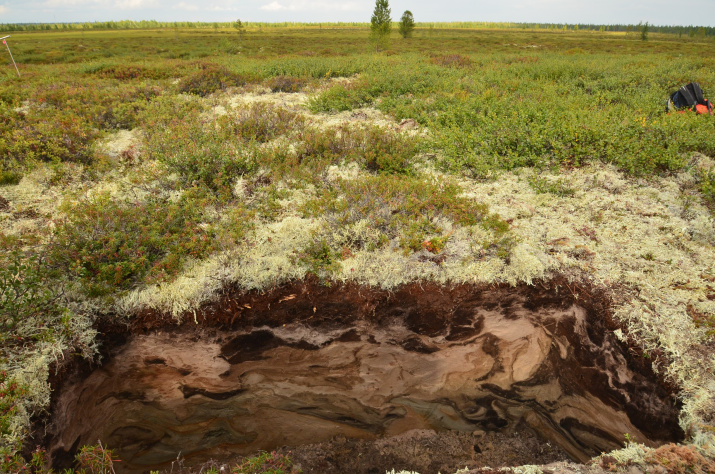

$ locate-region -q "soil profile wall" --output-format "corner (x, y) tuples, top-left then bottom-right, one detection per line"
(43, 279), (683, 473)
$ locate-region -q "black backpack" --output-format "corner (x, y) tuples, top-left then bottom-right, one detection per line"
(666, 82), (713, 114)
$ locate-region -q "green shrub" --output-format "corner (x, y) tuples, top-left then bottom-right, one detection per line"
(258, 56), (370, 79)
(90, 64), (172, 81)
(0, 372), (27, 439)
(233, 451), (301, 474)
(358, 126), (417, 174)
(295, 238), (341, 277)
(49, 193), (216, 297)
(0, 372), (29, 471)
(266, 75), (309, 93)
(0, 252), (61, 342)
(143, 102), (256, 197)
(0, 169), (21, 186)
(76, 442), (119, 474)
(243, 125), (418, 183)
(35, 81), (162, 130)
(0, 250), (79, 463)
(295, 125), (418, 175)
(178, 64), (253, 96)
(139, 92), (206, 126)
(222, 103), (305, 143)
(426, 90), (700, 177)
(698, 168), (715, 208)
(431, 54), (473, 68)
(527, 174), (575, 197)
(151, 126), (254, 194)
(307, 81), (373, 112)
(145, 97), (303, 198)
(302, 174), (510, 258)
(1, 108), (98, 166)
(0, 79), (164, 175)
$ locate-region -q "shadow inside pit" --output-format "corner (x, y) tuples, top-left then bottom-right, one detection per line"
(40, 278), (683, 473)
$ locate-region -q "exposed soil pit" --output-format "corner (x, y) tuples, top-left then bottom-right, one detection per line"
(44, 279), (683, 473)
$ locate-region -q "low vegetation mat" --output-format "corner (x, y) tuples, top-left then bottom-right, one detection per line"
(0, 25), (713, 473)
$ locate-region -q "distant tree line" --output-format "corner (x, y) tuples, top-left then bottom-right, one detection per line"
(0, 20), (713, 37)
(416, 21), (715, 37)
(0, 20), (368, 32)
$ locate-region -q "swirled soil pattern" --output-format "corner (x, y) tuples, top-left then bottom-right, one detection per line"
(44, 278), (683, 473)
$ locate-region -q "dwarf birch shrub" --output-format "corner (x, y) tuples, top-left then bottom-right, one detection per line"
(308, 80), (374, 112)
(87, 63), (173, 81)
(301, 174), (510, 259)
(0, 77), (162, 181)
(308, 58), (444, 113)
(147, 116), (255, 196)
(34, 81), (162, 130)
(700, 169), (715, 206)
(49, 192), (216, 297)
(0, 372), (28, 465)
(233, 451), (301, 474)
(257, 55), (370, 78)
(255, 125), (419, 182)
(321, 53), (715, 178)
(265, 75), (310, 93)
(177, 64), (254, 96)
(297, 125), (418, 174)
(1, 107), (98, 167)
(142, 103), (254, 197)
(222, 103), (305, 143)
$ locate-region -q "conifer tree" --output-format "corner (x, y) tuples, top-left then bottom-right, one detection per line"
(234, 19), (245, 40)
(640, 21), (649, 41)
(370, 0), (392, 52)
(398, 10), (415, 39)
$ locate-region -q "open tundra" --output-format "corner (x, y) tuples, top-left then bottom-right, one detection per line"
(0, 25), (714, 473)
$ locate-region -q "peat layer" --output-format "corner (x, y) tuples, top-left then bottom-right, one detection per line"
(43, 278), (683, 473)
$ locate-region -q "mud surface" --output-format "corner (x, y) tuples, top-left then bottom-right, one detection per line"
(43, 278), (683, 473)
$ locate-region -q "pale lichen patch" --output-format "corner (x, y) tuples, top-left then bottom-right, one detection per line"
(326, 161), (362, 182)
(226, 90), (309, 111)
(95, 128), (142, 158)
(307, 106), (396, 129)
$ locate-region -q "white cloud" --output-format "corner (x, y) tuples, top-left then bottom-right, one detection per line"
(175, 0), (198, 9)
(42, 0), (153, 8)
(260, 1), (280, 10)
(43, 0), (99, 6)
(170, 0), (239, 12)
(115, 0), (155, 8)
(0, 5), (7, 14)
(261, 0), (361, 12)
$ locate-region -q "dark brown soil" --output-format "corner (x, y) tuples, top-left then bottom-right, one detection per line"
(273, 425), (570, 474)
(35, 276), (685, 474)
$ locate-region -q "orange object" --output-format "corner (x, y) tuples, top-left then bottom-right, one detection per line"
(695, 103), (713, 115)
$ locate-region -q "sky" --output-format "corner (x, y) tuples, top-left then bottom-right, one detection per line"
(1, 0), (715, 27)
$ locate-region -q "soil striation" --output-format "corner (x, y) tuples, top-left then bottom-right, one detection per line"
(43, 278), (683, 473)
